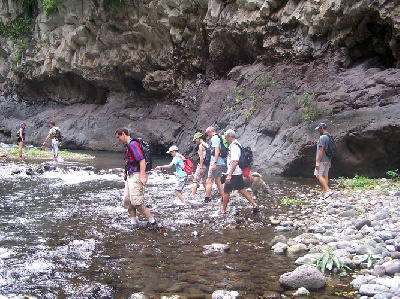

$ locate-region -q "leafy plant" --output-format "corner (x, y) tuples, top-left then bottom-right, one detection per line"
(0, 18), (32, 39)
(234, 88), (244, 104)
(281, 196), (302, 206)
(314, 247), (350, 273)
(245, 92), (258, 122)
(387, 169), (400, 181)
(337, 174), (376, 189)
(102, 0), (124, 9)
(255, 76), (275, 87)
(290, 92), (325, 122)
(43, 0), (63, 16)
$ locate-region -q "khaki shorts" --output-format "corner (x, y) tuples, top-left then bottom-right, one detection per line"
(207, 164), (225, 179)
(193, 164), (208, 184)
(122, 172), (145, 209)
(314, 162), (330, 177)
(175, 177), (186, 191)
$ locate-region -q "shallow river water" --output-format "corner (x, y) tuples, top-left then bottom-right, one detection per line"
(0, 150), (351, 299)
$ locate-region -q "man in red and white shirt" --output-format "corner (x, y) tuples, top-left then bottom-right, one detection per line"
(115, 127), (157, 228)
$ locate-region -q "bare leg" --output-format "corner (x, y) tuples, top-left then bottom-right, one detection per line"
(215, 177), (224, 201)
(18, 141), (23, 159)
(239, 189), (258, 207)
(191, 182), (198, 196)
(317, 175), (329, 192)
(175, 189), (185, 203)
(205, 177), (214, 197)
(221, 191), (230, 213)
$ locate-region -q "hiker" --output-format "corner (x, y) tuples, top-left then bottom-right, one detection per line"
(17, 122), (26, 160)
(42, 121), (62, 162)
(155, 145), (187, 205)
(315, 122), (333, 199)
(191, 132), (210, 196)
(221, 129), (259, 214)
(204, 126), (225, 203)
(115, 127), (157, 228)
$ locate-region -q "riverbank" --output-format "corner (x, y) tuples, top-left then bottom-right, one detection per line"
(271, 177), (400, 298)
(0, 143), (95, 162)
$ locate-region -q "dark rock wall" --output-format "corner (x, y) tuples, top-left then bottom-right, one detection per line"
(0, 0), (399, 177)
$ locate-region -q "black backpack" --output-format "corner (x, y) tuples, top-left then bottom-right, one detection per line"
(201, 143), (212, 166)
(233, 142), (253, 169)
(54, 127), (63, 142)
(133, 138), (153, 172)
(324, 133), (338, 158)
(217, 134), (229, 158)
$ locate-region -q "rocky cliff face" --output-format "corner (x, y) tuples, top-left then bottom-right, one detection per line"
(0, 0), (399, 177)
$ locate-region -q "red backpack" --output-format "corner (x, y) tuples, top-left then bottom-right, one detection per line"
(176, 154), (193, 175)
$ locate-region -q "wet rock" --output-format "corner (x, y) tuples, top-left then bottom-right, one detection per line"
(287, 243), (308, 255)
(259, 290), (280, 298)
(129, 292), (158, 299)
(382, 261), (400, 276)
(356, 219), (372, 230)
(11, 167), (21, 174)
(293, 287), (310, 297)
(203, 243), (230, 254)
(271, 242), (287, 255)
(270, 235), (287, 246)
(279, 264), (326, 290)
(212, 290), (239, 299)
(26, 168), (35, 175)
(359, 284), (391, 296)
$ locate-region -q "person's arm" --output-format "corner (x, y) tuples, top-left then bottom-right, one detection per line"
(226, 145), (239, 183)
(139, 159), (147, 186)
(315, 146), (324, 169)
(199, 145), (204, 168)
(43, 133), (51, 145)
(19, 128), (24, 141)
(155, 162), (174, 171)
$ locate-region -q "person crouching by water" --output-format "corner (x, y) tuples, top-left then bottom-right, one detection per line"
(17, 122), (26, 160)
(115, 127), (157, 228)
(42, 121), (62, 162)
(191, 132), (210, 196)
(221, 129), (260, 214)
(155, 145), (187, 205)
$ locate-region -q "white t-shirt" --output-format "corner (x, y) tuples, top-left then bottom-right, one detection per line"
(227, 140), (242, 175)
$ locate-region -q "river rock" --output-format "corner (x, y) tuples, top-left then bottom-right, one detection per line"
(279, 264), (326, 290)
(287, 243), (308, 254)
(212, 290), (239, 299)
(271, 242), (287, 255)
(358, 284), (391, 296)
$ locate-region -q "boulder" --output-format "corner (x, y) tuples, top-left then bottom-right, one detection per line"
(279, 264), (326, 290)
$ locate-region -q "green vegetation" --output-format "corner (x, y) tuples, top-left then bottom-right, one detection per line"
(289, 92), (331, 122)
(3, 147), (93, 160)
(255, 75), (276, 87)
(234, 88), (244, 104)
(314, 246), (350, 273)
(245, 92), (258, 122)
(337, 174), (377, 189)
(0, 18), (32, 39)
(43, 0), (63, 16)
(281, 196), (302, 206)
(387, 169), (400, 181)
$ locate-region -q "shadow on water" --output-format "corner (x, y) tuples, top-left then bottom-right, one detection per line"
(0, 150), (353, 299)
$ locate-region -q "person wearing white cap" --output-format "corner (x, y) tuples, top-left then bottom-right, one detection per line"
(155, 145), (188, 205)
(221, 129), (260, 214)
(315, 123), (333, 199)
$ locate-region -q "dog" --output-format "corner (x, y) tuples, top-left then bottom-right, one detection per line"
(244, 172), (269, 197)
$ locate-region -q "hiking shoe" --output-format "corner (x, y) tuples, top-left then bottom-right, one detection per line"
(146, 220), (157, 228)
(253, 206), (260, 214)
(323, 190), (334, 199)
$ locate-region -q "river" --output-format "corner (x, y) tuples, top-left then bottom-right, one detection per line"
(0, 149), (351, 299)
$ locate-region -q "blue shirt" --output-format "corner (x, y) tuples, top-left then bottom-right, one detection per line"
(173, 155), (187, 178)
(316, 134), (332, 163)
(125, 140), (144, 173)
(210, 135), (226, 166)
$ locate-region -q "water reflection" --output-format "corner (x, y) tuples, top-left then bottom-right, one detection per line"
(0, 152), (345, 298)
